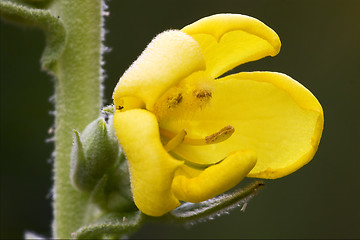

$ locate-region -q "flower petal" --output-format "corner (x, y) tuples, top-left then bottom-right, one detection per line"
(182, 14), (281, 78)
(113, 30), (206, 111)
(113, 109), (183, 216)
(172, 150), (257, 203)
(158, 72), (324, 179)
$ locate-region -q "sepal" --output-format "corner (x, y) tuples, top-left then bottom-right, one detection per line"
(168, 181), (264, 225)
(106, 159), (133, 204)
(70, 117), (119, 192)
(89, 166), (136, 213)
(70, 130), (89, 191)
(71, 114), (136, 214)
(102, 104), (115, 115)
(81, 117), (119, 169)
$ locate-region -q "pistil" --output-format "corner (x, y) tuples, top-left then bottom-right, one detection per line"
(164, 129), (187, 152)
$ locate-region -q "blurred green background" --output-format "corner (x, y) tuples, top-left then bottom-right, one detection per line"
(1, 0), (360, 239)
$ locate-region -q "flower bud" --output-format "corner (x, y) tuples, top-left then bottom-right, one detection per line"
(70, 117), (119, 192)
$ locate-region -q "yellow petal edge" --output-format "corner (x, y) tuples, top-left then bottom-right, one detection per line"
(182, 13), (281, 78)
(227, 72), (324, 179)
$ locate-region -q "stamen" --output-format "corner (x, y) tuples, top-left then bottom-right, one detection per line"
(167, 93), (183, 109)
(193, 89), (212, 100)
(205, 125), (235, 144)
(193, 89), (212, 103)
(160, 125), (235, 147)
(164, 129), (187, 152)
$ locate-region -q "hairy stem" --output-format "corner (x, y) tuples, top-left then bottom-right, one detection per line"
(49, 0), (103, 238)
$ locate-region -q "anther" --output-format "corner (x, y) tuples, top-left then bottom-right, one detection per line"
(160, 125), (235, 147)
(193, 89), (212, 100)
(167, 93), (183, 109)
(205, 125), (235, 144)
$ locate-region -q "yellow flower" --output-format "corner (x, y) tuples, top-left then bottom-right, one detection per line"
(112, 14), (324, 216)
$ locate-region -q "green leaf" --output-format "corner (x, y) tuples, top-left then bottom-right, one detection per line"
(168, 181), (265, 225)
(72, 211), (143, 239)
(0, 0), (66, 71)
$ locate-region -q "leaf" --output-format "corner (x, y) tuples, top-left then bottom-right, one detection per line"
(72, 211), (143, 239)
(0, 0), (66, 71)
(168, 181), (264, 225)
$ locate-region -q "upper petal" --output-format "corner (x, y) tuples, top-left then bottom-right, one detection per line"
(182, 14), (281, 78)
(158, 72), (324, 179)
(113, 109), (183, 216)
(113, 30), (205, 111)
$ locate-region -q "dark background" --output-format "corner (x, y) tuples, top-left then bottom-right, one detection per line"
(1, 0), (360, 239)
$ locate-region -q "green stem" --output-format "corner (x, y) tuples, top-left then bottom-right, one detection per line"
(1, 0), (105, 237)
(49, 0), (103, 238)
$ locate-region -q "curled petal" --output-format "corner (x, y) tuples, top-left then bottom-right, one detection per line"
(182, 14), (281, 78)
(159, 72), (323, 179)
(113, 30), (206, 111)
(113, 109), (183, 216)
(171, 150), (257, 203)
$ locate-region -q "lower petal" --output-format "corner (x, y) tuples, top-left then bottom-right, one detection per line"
(159, 72), (324, 179)
(171, 150), (257, 203)
(113, 109), (183, 216)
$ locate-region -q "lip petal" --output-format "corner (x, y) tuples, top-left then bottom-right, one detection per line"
(172, 150), (257, 203)
(159, 71), (323, 178)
